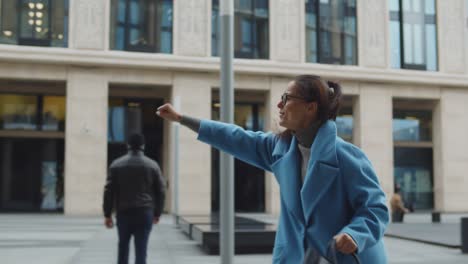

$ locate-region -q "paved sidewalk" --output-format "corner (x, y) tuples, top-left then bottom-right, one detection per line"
(1, 213), (468, 264)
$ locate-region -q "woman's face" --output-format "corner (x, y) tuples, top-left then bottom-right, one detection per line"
(277, 81), (316, 131)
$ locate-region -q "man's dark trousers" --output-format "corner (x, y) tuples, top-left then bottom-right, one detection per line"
(116, 207), (153, 264)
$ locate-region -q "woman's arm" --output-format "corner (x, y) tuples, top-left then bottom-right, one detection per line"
(156, 103), (278, 172)
(337, 143), (389, 254)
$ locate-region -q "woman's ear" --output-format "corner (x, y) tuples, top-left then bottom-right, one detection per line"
(307, 102), (317, 113)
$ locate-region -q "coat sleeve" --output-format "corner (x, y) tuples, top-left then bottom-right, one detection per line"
(197, 120), (278, 172)
(337, 144), (389, 253)
(152, 163), (166, 218)
(103, 166), (115, 218)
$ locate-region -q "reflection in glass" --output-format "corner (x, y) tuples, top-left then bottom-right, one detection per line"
(0, 94), (38, 130)
(389, 0), (437, 71)
(111, 0), (173, 53)
(336, 108), (353, 142)
(305, 0), (357, 65)
(42, 96), (66, 131)
(393, 109), (432, 142)
(394, 147), (433, 210)
(0, 0), (69, 46)
(0, 138), (64, 212)
(41, 161), (57, 210)
(211, 101), (265, 212)
(212, 0), (269, 59)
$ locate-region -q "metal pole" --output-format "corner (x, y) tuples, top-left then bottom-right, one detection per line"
(172, 96), (180, 225)
(220, 0), (234, 263)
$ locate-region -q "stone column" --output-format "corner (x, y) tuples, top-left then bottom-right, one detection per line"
(357, 0), (389, 68)
(270, 0), (303, 62)
(354, 85), (393, 198)
(64, 68), (108, 215)
(437, 0), (467, 74)
(172, 73), (211, 214)
(173, 0), (210, 56)
(69, 0), (109, 50)
(433, 88), (468, 211)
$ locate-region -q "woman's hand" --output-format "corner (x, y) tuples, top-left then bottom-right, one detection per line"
(334, 233), (357, 254)
(156, 103), (182, 122)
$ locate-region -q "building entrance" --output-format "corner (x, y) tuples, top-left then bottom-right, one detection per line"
(107, 97), (164, 168)
(0, 138), (64, 212)
(0, 90), (66, 212)
(211, 99), (266, 213)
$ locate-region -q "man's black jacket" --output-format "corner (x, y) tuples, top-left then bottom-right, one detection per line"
(103, 150), (165, 218)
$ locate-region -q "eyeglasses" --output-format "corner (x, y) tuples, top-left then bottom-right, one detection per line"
(281, 93), (310, 105)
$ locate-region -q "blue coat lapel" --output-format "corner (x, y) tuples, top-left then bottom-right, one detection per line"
(301, 121), (340, 224)
(272, 136), (305, 223)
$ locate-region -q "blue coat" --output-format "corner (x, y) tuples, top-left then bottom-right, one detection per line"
(198, 120), (389, 263)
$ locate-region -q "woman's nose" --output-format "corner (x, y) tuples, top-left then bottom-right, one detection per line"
(277, 100), (283, 109)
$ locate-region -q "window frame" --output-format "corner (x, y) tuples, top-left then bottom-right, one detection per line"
(389, 0), (438, 71)
(305, 0), (358, 65)
(112, 0), (173, 53)
(0, 0), (68, 47)
(212, 0), (269, 59)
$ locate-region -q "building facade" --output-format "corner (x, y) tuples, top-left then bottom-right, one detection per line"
(0, 0), (467, 215)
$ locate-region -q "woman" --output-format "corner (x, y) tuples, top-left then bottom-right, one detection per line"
(157, 75), (389, 263)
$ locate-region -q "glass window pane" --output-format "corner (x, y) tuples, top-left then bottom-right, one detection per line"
(307, 0), (356, 65)
(425, 0), (435, 15)
(42, 96), (66, 131)
(403, 23), (413, 63)
(160, 31), (171, 53)
(158, 0), (173, 53)
(255, 0), (268, 17)
(336, 107), (353, 142)
(129, 0), (141, 25)
(413, 24), (423, 64)
(108, 99), (126, 142)
(393, 110), (432, 142)
(394, 147), (433, 210)
(212, 0), (219, 56)
(389, 0), (399, 12)
(241, 18), (252, 52)
(0, 94), (38, 130)
(234, 0), (269, 59)
(413, 0), (422, 13)
(118, 0), (126, 21)
(51, 0), (68, 47)
(390, 21), (401, 68)
(403, 0), (411, 11)
(425, 24), (437, 71)
(397, 0), (437, 71)
(0, 0), (19, 44)
(111, 0), (173, 53)
(20, 0), (50, 40)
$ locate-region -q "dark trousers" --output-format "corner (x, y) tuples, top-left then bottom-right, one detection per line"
(116, 207), (153, 264)
(392, 211), (405, 223)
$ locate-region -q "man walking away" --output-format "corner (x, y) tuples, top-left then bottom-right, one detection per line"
(103, 133), (166, 264)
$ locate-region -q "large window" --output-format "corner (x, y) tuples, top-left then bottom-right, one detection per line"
(389, 0), (437, 71)
(110, 0), (173, 53)
(0, 94), (65, 132)
(212, 0), (269, 59)
(393, 109), (432, 142)
(393, 100), (434, 210)
(107, 97), (164, 167)
(336, 96), (354, 142)
(211, 92), (266, 212)
(0, 0), (68, 47)
(305, 0), (357, 65)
